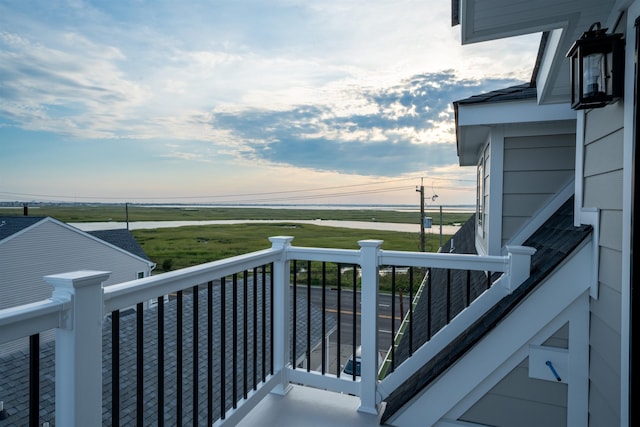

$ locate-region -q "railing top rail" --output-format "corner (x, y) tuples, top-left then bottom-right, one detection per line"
(380, 249), (510, 272)
(104, 247), (282, 312)
(0, 298), (69, 345)
(285, 246), (360, 264)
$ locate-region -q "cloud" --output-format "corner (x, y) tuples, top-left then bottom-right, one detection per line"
(211, 71), (523, 175)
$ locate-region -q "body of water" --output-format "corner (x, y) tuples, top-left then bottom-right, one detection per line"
(70, 219), (461, 235)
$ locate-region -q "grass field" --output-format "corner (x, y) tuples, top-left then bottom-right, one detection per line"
(132, 222), (450, 271)
(132, 222), (451, 293)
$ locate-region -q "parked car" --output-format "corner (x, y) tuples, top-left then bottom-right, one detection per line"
(342, 346), (383, 377)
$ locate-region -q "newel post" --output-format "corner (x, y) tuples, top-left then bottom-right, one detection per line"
(504, 245), (537, 293)
(269, 236), (294, 395)
(44, 270), (110, 427)
(358, 239), (383, 415)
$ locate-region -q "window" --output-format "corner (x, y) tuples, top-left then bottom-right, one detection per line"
(477, 144), (489, 239)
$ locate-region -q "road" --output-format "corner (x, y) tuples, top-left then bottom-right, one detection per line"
(300, 284), (412, 373)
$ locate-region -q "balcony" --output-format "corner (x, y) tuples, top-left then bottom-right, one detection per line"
(0, 236), (535, 426)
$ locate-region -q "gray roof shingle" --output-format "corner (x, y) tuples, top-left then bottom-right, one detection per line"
(88, 229), (152, 261)
(453, 82), (536, 106)
(0, 216), (46, 242)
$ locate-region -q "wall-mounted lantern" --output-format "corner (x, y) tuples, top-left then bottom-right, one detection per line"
(566, 22), (624, 110)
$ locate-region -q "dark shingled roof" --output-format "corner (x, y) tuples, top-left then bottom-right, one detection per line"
(453, 82), (537, 106)
(0, 281), (335, 426)
(88, 228), (152, 261)
(380, 197), (592, 424)
(0, 216), (47, 241)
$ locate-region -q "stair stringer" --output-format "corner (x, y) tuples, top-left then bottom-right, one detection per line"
(387, 239), (592, 427)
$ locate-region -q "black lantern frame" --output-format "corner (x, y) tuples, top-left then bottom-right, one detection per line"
(566, 22), (624, 110)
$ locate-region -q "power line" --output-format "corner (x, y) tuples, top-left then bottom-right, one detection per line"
(0, 175), (474, 203)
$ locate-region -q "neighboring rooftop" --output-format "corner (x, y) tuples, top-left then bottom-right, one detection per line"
(0, 216), (47, 241)
(88, 228), (152, 261)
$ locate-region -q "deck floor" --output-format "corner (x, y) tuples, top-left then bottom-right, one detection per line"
(237, 384), (384, 427)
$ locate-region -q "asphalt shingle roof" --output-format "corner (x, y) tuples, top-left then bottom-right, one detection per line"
(88, 229), (152, 261)
(0, 216), (46, 242)
(453, 82), (537, 106)
(380, 197), (592, 424)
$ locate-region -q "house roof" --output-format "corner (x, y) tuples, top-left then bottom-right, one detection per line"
(380, 196), (592, 424)
(0, 283), (336, 425)
(88, 229), (152, 261)
(454, 82), (537, 106)
(453, 81), (575, 166)
(0, 215), (153, 266)
(0, 216), (47, 242)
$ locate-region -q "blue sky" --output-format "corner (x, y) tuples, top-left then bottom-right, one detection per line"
(0, 0), (540, 205)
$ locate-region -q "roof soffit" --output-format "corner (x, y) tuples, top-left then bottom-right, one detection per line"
(458, 0), (620, 104)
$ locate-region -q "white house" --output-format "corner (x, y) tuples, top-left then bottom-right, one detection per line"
(0, 215), (155, 354)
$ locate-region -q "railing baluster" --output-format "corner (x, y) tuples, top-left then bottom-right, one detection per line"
(446, 269), (452, 323)
(192, 285), (199, 427)
(158, 297), (164, 427)
(253, 267), (258, 390)
(112, 311), (120, 427)
(427, 268), (432, 341)
(232, 273), (238, 408)
(220, 278), (226, 420)
(177, 291), (183, 424)
(321, 262), (326, 375)
(466, 270), (471, 307)
(136, 302), (144, 426)
(487, 271), (493, 289)
(292, 260), (297, 369)
(306, 260), (311, 372)
(242, 271), (248, 399)
(207, 281), (213, 427)
(261, 266), (267, 381)
(391, 266), (396, 372)
(409, 267), (414, 356)
(336, 263), (342, 377)
(29, 334), (39, 427)
(352, 264), (357, 381)
(269, 262), (274, 375)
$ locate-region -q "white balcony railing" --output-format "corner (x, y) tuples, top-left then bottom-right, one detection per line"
(0, 237), (534, 426)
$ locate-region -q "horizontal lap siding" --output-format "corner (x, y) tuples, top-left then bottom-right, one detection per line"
(502, 134), (575, 245)
(0, 221), (151, 355)
(583, 102), (623, 426)
(0, 220), (151, 310)
(461, 327), (570, 427)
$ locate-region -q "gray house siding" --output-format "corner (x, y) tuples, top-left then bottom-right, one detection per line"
(0, 218), (153, 355)
(502, 134), (575, 246)
(0, 220), (151, 310)
(582, 102), (624, 426)
(460, 325), (570, 427)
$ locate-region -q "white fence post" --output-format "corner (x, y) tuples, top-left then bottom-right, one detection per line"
(358, 240), (383, 415)
(269, 236), (294, 395)
(504, 245), (537, 293)
(44, 270), (110, 427)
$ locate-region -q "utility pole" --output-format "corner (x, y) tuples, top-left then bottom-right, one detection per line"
(416, 181), (425, 252)
(439, 205), (443, 250)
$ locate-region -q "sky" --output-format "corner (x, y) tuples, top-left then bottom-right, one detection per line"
(0, 0), (541, 206)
